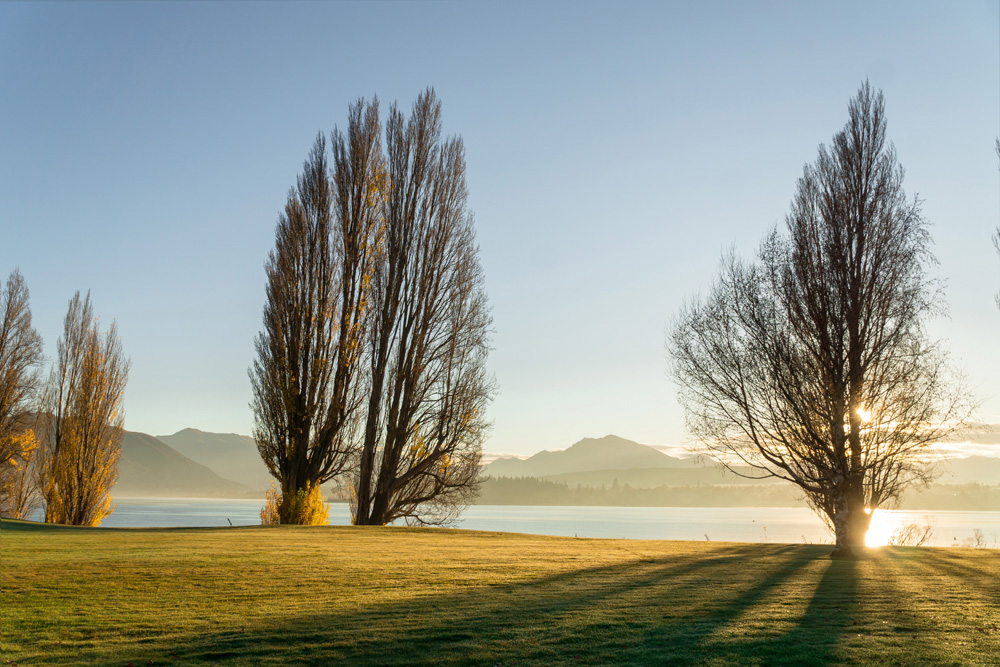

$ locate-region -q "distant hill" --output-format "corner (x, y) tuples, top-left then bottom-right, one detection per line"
(937, 456), (1000, 486)
(485, 435), (697, 478)
(477, 476), (805, 507)
(478, 433), (1000, 510)
(115, 431), (250, 497)
(157, 429), (273, 492)
(540, 465), (779, 489)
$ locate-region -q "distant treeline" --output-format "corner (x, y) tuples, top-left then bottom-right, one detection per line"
(476, 476), (807, 508)
(476, 477), (1000, 511)
(900, 483), (1000, 512)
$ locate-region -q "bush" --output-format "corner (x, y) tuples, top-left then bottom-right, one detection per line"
(260, 481), (329, 525)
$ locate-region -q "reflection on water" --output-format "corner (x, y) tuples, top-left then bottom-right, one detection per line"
(26, 499), (1000, 547)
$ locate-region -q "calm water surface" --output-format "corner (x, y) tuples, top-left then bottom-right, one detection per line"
(41, 498), (1000, 548)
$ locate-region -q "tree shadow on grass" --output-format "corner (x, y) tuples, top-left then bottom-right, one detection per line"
(918, 548), (1000, 588)
(149, 544), (840, 666)
(621, 551), (855, 666)
(26, 539), (986, 667)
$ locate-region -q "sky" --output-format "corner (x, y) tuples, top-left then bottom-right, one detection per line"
(1, 1), (998, 458)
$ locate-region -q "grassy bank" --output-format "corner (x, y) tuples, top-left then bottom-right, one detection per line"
(2, 519), (998, 666)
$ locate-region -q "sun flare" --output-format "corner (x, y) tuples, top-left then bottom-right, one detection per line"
(865, 510), (893, 547)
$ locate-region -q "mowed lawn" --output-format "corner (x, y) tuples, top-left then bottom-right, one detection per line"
(2, 519), (999, 666)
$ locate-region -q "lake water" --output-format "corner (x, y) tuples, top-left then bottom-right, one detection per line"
(28, 499), (1000, 548)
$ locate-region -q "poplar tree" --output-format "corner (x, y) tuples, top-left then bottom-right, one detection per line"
(41, 292), (129, 527)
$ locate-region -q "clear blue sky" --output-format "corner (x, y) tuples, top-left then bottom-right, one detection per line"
(2, 1), (998, 456)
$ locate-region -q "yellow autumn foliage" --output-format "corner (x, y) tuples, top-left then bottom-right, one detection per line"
(0, 429), (42, 520)
(260, 480), (329, 526)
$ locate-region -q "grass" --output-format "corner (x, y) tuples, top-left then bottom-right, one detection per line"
(2, 519), (999, 666)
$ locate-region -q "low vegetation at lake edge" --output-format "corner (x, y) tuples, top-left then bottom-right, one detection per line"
(3, 520), (1000, 665)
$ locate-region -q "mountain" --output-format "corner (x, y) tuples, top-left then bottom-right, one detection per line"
(156, 428), (272, 491)
(485, 435), (697, 478)
(115, 430), (250, 497)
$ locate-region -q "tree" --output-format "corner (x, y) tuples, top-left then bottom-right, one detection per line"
(669, 83), (970, 558)
(40, 292), (129, 526)
(351, 90), (494, 526)
(253, 90), (494, 527)
(994, 138), (999, 310)
(251, 105), (382, 524)
(0, 429), (42, 520)
(0, 269), (44, 519)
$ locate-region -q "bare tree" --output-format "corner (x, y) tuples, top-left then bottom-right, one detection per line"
(0, 270), (43, 463)
(351, 90), (495, 526)
(0, 269), (44, 519)
(888, 518), (935, 547)
(251, 105), (382, 523)
(254, 91), (494, 527)
(669, 83), (970, 558)
(39, 292), (129, 526)
(0, 429), (43, 520)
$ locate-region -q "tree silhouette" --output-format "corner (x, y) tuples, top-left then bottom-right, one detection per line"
(251, 105), (382, 524)
(252, 91), (494, 526)
(669, 83), (971, 558)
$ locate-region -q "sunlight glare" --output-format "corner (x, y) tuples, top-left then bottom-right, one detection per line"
(865, 509), (892, 547)
(857, 407), (872, 423)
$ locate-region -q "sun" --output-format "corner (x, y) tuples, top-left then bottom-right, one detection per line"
(864, 509), (892, 547)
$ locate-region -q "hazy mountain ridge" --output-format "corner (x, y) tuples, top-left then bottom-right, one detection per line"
(480, 434), (1000, 510)
(485, 435), (698, 478)
(111, 428), (1000, 504)
(115, 430), (250, 497)
(157, 428), (272, 491)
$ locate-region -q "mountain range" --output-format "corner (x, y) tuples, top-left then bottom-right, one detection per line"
(115, 430), (250, 497)
(485, 433), (1000, 488)
(109, 428), (1000, 505)
(485, 435), (698, 478)
(156, 428), (272, 490)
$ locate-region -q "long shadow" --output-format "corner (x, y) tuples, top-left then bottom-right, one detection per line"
(919, 548), (1000, 588)
(762, 557), (858, 665)
(897, 549), (1000, 650)
(133, 544), (826, 666)
(25, 533), (983, 667)
(177, 548), (749, 664)
(622, 548), (836, 665)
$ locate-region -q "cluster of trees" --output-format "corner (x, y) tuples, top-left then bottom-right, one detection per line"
(5, 83), (993, 556)
(251, 89), (494, 526)
(0, 273), (129, 526)
(669, 83), (974, 558)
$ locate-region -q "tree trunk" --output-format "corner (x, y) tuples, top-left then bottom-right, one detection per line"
(830, 494), (853, 559)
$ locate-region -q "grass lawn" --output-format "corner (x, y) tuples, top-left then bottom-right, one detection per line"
(1, 519), (999, 666)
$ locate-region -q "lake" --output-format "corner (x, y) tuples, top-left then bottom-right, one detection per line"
(28, 499), (1000, 548)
